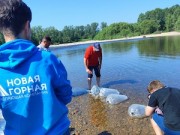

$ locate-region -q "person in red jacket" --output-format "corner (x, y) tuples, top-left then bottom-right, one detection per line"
(84, 43), (102, 90)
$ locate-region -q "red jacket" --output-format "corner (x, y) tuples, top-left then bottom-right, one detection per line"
(84, 46), (102, 66)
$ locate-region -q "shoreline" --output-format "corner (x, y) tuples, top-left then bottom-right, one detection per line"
(50, 31), (180, 48)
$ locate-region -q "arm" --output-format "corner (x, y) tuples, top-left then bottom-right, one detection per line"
(145, 106), (155, 116)
(98, 56), (102, 69)
(98, 50), (102, 69)
(84, 57), (92, 74)
(146, 92), (160, 116)
(84, 57), (88, 71)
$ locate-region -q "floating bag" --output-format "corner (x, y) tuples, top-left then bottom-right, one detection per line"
(128, 104), (146, 118)
(90, 85), (100, 96)
(0, 110), (5, 132)
(106, 94), (128, 104)
(99, 88), (119, 97)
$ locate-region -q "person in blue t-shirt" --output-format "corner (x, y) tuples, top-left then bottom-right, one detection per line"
(145, 80), (180, 135)
(0, 0), (72, 134)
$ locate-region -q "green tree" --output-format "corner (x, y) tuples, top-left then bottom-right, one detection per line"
(137, 13), (146, 23)
(165, 14), (174, 31)
(84, 24), (91, 39)
(90, 22), (99, 39)
(100, 22), (107, 30)
(139, 20), (158, 34)
(62, 26), (75, 43)
(74, 26), (85, 41)
(31, 26), (44, 45)
(137, 8), (166, 31)
(44, 27), (61, 44)
(175, 17), (180, 31)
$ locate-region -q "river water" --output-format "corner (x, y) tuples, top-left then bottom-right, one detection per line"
(52, 36), (180, 94)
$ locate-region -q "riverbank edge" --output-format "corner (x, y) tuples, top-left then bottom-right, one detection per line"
(50, 31), (180, 48)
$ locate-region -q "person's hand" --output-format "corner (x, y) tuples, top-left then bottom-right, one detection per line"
(86, 68), (92, 74)
(98, 64), (101, 70)
(155, 108), (163, 115)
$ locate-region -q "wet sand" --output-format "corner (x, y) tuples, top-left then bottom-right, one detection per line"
(68, 89), (155, 135)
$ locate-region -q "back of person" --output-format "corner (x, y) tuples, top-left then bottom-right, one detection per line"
(0, 40), (72, 134)
(0, 0), (72, 134)
(154, 87), (180, 130)
(146, 81), (180, 135)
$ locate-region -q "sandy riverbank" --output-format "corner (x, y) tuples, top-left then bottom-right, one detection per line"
(68, 92), (154, 135)
(50, 31), (180, 48)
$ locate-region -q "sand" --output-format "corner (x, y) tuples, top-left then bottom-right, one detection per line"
(50, 31), (180, 48)
(68, 92), (154, 135)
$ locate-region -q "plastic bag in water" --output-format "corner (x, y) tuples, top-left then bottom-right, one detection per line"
(0, 131), (4, 135)
(99, 88), (119, 97)
(106, 94), (128, 104)
(72, 87), (88, 97)
(128, 104), (146, 118)
(90, 85), (100, 96)
(0, 110), (5, 134)
(0, 119), (5, 132)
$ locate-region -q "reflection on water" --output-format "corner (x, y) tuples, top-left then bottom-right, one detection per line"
(88, 96), (107, 129)
(137, 36), (180, 57)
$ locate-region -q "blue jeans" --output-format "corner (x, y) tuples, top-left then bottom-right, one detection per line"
(152, 113), (180, 135)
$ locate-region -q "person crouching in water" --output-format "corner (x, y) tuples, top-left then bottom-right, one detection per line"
(145, 80), (180, 135)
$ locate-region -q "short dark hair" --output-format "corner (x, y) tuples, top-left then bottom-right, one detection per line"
(42, 36), (52, 42)
(147, 80), (165, 93)
(0, 0), (32, 37)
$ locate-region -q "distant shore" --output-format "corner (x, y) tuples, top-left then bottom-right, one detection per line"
(50, 31), (180, 48)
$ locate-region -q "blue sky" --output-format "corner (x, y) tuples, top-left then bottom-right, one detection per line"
(24, 0), (179, 31)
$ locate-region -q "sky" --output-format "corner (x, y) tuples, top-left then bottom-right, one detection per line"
(23, 0), (179, 31)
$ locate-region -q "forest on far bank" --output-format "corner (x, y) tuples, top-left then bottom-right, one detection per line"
(0, 4), (180, 45)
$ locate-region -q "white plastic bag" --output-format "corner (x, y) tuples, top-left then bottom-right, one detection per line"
(106, 94), (128, 104)
(0, 119), (5, 131)
(128, 104), (146, 118)
(99, 88), (119, 97)
(90, 85), (100, 96)
(72, 87), (88, 97)
(0, 110), (5, 133)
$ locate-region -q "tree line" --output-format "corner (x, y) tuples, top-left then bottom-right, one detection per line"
(94, 4), (180, 40)
(0, 4), (179, 45)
